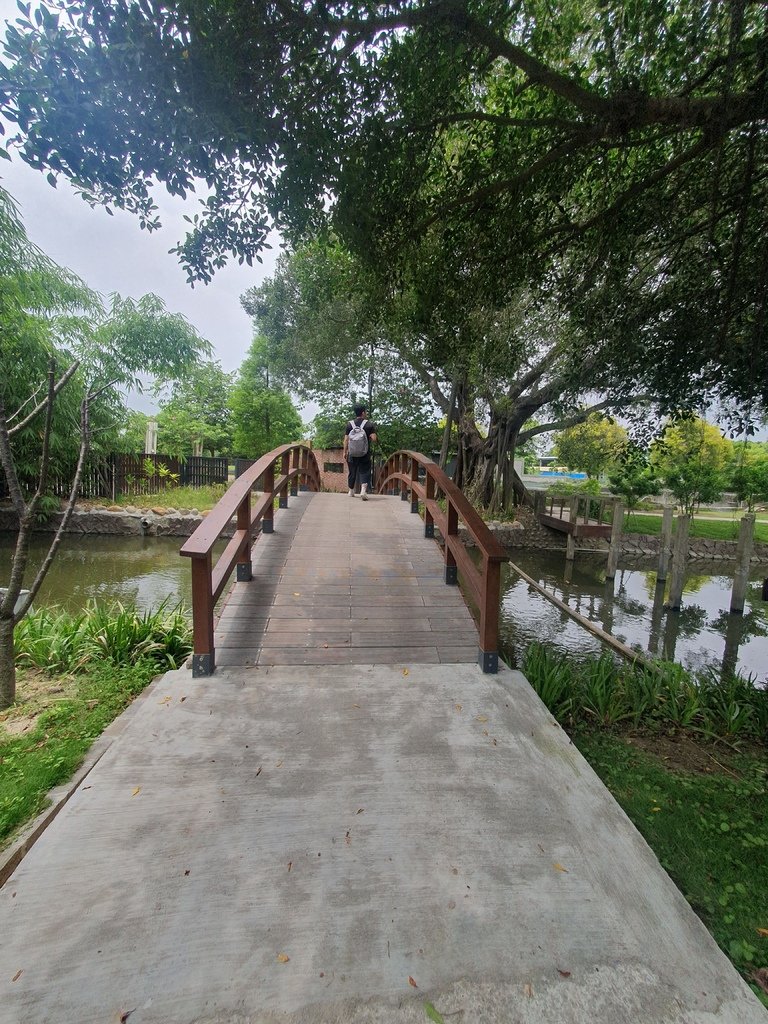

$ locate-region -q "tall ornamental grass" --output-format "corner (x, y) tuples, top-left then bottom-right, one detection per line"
(522, 643), (767, 743)
(14, 601), (192, 673)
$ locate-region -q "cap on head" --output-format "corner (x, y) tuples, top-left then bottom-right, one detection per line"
(353, 404), (366, 417)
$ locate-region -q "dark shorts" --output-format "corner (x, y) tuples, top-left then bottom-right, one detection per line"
(347, 455), (371, 488)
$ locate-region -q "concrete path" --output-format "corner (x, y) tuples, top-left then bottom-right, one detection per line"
(215, 491), (479, 668)
(1, 660), (765, 1023)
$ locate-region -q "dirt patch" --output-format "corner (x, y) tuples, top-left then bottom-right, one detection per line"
(625, 733), (765, 777)
(0, 669), (78, 738)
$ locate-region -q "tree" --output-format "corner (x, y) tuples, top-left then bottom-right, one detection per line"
(1, 0), (767, 415)
(0, 189), (209, 708)
(652, 417), (732, 515)
(553, 414), (627, 478)
(729, 448), (768, 511)
(229, 337), (303, 458)
(245, 243), (653, 512)
(157, 361), (234, 456)
(608, 445), (662, 514)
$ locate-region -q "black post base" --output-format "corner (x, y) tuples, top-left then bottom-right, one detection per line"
(262, 520), (274, 533)
(410, 501), (419, 514)
(424, 523), (435, 538)
(236, 563), (252, 582)
(279, 496), (289, 509)
(299, 484), (309, 492)
(478, 649), (498, 674)
(445, 565), (458, 585)
(192, 653), (215, 677)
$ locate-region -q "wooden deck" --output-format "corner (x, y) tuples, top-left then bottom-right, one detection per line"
(213, 491), (480, 667)
(538, 509), (613, 539)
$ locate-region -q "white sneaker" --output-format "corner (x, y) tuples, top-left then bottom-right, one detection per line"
(348, 490), (355, 496)
(361, 492), (368, 501)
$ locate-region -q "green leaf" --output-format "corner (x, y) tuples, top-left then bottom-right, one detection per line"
(424, 1002), (446, 1023)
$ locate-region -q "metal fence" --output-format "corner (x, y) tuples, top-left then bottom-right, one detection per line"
(1, 453), (230, 502)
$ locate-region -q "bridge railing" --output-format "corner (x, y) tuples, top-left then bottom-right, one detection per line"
(376, 451), (509, 673)
(180, 443), (321, 676)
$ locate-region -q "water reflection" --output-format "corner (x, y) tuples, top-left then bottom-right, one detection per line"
(500, 551), (768, 685)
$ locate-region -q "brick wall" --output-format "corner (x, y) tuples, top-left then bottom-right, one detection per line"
(313, 448), (349, 492)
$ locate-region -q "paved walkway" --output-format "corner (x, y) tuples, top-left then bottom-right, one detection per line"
(214, 492), (479, 668)
(1, 656), (765, 1022)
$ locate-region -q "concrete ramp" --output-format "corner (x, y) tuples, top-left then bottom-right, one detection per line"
(1, 662), (765, 1024)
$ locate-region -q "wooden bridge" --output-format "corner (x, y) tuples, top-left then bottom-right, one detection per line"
(180, 444), (509, 676)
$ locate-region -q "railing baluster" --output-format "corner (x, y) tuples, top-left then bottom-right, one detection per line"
(262, 462), (275, 533)
(290, 448), (299, 496)
(424, 471), (435, 538)
(478, 555), (501, 674)
(236, 489), (252, 582)
(445, 499), (458, 584)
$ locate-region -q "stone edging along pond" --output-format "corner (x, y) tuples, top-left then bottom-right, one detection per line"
(1, 503), (767, 562)
(0, 504), (234, 539)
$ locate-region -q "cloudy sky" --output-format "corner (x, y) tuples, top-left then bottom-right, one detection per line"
(1, 1), (284, 414)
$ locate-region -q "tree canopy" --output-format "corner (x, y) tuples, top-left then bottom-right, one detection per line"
(1, 0), (767, 416)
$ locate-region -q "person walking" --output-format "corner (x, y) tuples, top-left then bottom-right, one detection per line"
(343, 404), (378, 500)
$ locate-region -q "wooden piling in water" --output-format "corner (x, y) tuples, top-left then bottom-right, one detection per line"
(666, 513), (690, 610)
(605, 501), (624, 580)
(657, 506), (674, 582)
(730, 514), (755, 614)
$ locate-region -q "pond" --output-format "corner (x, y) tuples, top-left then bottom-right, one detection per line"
(499, 550), (768, 686)
(2, 534), (767, 686)
(0, 534), (200, 614)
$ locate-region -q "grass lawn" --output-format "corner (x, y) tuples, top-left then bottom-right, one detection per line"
(0, 661), (161, 846)
(576, 730), (768, 1004)
(104, 483), (229, 512)
(625, 512), (768, 544)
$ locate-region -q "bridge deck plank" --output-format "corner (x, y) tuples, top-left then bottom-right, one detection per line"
(213, 492), (479, 667)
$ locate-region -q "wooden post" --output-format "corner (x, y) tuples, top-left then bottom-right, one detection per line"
(400, 453), (409, 500)
(730, 514), (755, 614)
(478, 556), (501, 673)
(445, 499), (458, 584)
(565, 531), (576, 562)
(657, 506), (674, 582)
(410, 457), (419, 513)
(648, 581), (665, 658)
(605, 501), (624, 580)
(290, 447), (299, 495)
(424, 472), (435, 538)
(262, 462), (275, 533)
(190, 553), (215, 677)
(279, 452), (290, 508)
(299, 448), (309, 491)
(236, 491), (252, 582)
(666, 513), (690, 610)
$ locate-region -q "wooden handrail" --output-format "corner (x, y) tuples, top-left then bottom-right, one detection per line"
(180, 442), (321, 676)
(376, 451), (508, 673)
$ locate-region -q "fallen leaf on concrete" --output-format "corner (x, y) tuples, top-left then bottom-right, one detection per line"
(408, 976), (418, 988)
(180, 696), (187, 703)
(158, 696), (171, 705)
(293, 592), (301, 596)
(119, 1010), (136, 1022)
(403, 668), (409, 677)
(757, 928), (768, 937)
(424, 1001), (446, 1023)
(356, 808), (364, 814)
(184, 870), (190, 876)
(131, 787), (141, 797)
(523, 983), (533, 998)
(255, 766), (262, 776)
(491, 738), (497, 746)
(553, 862), (568, 873)
(345, 830), (351, 845)
(12, 970), (22, 982)
(751, 968), (768, 995)
(454, 704), (462, 712)
(276, 760), (283, 767)
(476, 714), (488, 723)
(537, 844), (545, 854)
(288, 862), (292, 872)
(557, 969), (571, 978)
(277, 953), (290, 963)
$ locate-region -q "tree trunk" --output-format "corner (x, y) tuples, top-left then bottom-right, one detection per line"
(438, 375), (458, 470)
(0, 616), (16, 710)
